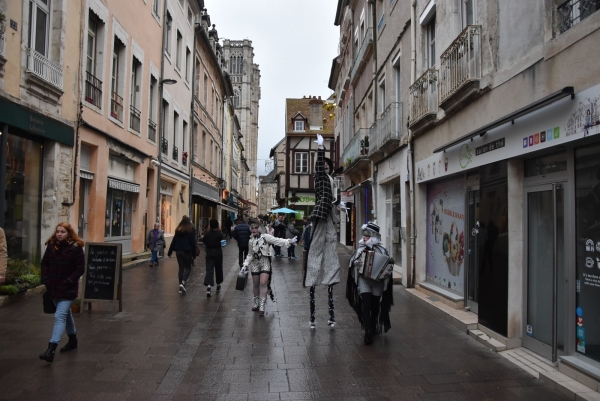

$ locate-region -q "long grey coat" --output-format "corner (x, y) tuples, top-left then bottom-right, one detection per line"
(146, 229), (166, 252)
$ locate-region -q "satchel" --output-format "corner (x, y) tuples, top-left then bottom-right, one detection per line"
(43, 291), (56, 314)
(236, 268), (248, 291)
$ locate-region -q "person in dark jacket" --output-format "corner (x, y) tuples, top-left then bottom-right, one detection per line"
(39, 222), (86, 363)
(203, 219), (224, 297)
(145, 223), (165, 267)
(272, 214), (287, 257)
(232, 219), (251, 268)
(168, 216), (197, 294)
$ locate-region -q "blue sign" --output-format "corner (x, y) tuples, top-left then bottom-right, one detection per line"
(577, 307), (583, 317)
(577, 327), (586, 340)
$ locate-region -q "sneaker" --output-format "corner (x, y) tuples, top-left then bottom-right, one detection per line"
(178, 287), (182, 294)
(207, 286), (211, 297)
(216, 285), (221, 292)
(310, 321), (316, 329)
(328, 319), (336, 328)
(292, 256), (298, 260)
(179, 282), (186, 294)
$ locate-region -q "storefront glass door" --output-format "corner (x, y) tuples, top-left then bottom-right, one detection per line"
(524, 183), (565, 361)
(466, 188), (480, 313)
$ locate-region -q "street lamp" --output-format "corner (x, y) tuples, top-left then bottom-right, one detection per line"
(156, 78), (177, 228)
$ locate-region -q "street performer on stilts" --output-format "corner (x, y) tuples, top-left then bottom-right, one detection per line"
(304, 133), (342, 329)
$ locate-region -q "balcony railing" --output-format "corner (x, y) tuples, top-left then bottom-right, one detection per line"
(148, 120), (157, 142)
(370, 102), (403, 155)
(342, 128), (370, 167)
(409, 67), (438, 127)
(26, 48), (63, 90)
(110, 91), (124, 122)
(350, 30), (373, 82)
(557, 0), (600, 34)
(129, 105), (141, 132)
(172, 145), (178, 161)
(84, 71), (102, 108)
(439, 25), (481, 106)
(161, 137), (168, 155)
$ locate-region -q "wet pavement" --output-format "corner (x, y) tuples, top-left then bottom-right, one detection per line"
(0, 241), (569, 400)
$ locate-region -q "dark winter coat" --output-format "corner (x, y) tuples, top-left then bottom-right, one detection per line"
(232, 221), (251, 248)
(273, 219), (287, 238)
(310, 147), (335, 221)
(203, 229), (224, 260)
(168, 229), (197, 258)
(41, 240), (85, 300)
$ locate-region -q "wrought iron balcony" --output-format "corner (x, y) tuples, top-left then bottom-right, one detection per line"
(557, 0), (600, 34)
(342, 128), (370, 168)
(84, 71), (102, 108)
(110, 91), (124, 122)
(0, 33), (5, 60)
(148, 120), (157, 142)
(409, 67), (438, 132)
(161, 137), (168, 155)
(129, 105), (141, 132)
(369, 102), (403, 157)
(26, 48), (63, 90)
(172, 145), (178, 161)
(439, 25), (481, 112)
(350, 30), (373, 83)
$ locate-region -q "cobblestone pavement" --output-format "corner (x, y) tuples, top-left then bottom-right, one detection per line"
(0, 241), (569, 400)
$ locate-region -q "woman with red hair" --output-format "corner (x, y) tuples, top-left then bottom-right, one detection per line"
(39, 223), (85, 363)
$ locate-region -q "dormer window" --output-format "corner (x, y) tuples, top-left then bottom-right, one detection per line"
(294, 120), (305, 131)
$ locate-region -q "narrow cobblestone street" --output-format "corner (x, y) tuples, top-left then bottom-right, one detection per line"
(0, 242), (568, 401)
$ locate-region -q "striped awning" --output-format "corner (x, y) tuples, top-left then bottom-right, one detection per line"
(108, 178), (140, 193)
(80, 169), (94, 180)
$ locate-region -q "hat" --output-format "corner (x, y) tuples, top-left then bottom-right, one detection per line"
(361, 222), (380, 237)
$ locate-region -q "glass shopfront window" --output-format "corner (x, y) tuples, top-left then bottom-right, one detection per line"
(575, 142), (600, 362)
(385, 182), (402, 264)
(105, 188), (133, 238)
(161, 194), (172, 234)
(4, 134), (43, 261)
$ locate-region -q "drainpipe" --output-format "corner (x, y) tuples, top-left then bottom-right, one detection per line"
(370, 0), (378, 222)
(189, 19), (199, 217)
(408, 0), (417, 288)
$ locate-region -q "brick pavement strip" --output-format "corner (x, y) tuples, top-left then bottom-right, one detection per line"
(0, 242), (570, 400)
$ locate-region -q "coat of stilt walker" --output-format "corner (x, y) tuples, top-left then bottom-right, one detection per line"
(304, 134), (343, 328)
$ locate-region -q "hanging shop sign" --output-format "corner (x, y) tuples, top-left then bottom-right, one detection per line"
(416, 83), (600, 183)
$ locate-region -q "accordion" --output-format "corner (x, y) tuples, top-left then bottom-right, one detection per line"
(359, 250), (393, 280)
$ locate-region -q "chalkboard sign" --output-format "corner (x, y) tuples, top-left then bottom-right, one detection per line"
(82, 242), (122, 313)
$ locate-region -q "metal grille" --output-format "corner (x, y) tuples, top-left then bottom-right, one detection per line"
(557, 0), (600, 33)
(84, 71), (103, 108)
(111, 91), (124, 122)
(161, 137), (168, 155)
(26, 48), (63, 90)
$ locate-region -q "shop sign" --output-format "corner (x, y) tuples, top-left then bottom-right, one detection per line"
(0, 97), (74, 146)
(341, 191), (354, 203)
(416, 83), (600, 183)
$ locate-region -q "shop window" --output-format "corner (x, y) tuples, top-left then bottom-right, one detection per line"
(525, 152), (567, 177)
(385, 182), (401, 264)
(161, 194), (172, 234)
(4, 134), (43, 262)
(575, 142), (600, 362)
(105, 188), (133, 238)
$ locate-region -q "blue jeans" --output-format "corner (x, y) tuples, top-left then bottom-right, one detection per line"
(150, 250), (159, 264)
(50, 299), (76, 344)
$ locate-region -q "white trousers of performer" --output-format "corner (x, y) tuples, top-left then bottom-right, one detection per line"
(305, 214), (340, 287)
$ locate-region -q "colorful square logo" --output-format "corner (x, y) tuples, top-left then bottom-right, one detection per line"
(546, 129), (553, 142)
(541, 131), (546, 142)
(534, 133), (540, 144)
(523, 138), (528, 148)
(577, 327), (586, 340)
(554, 127), (560, 139)
(529, 136), (534, 146)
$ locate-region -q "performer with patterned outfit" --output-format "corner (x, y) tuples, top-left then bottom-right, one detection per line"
(304, 134), (343, 328)
(242, 222), (297, 315)
(346, 222), (394, 345)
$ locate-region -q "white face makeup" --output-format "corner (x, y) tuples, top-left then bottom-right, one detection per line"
(324, 164), (330, 174)
(362, 235), (371, 243)
(56, 226), (69, 241)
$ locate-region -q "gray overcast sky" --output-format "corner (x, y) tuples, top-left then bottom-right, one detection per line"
(204, 0), (339, 178)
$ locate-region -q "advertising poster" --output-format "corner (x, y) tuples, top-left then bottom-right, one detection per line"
(426, 175), (466, 295)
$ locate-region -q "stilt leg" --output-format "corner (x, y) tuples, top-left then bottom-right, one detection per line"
(327, 285), (335, 327)
(309, 286), (316, 329)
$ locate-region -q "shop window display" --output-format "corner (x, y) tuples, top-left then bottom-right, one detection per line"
(385, 183), (402, 264)
(575, 143), (600, 362)
(105, 188), (133, 238)
(161, 194), (172, 234)
(4, 134), (42, 261)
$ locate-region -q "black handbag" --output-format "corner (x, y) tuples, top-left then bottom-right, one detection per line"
(235, 269), (248, 291)
(43, 291), (56, 314)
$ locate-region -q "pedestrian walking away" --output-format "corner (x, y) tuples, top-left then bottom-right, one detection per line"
(272, 214), (287, 257)
(346, 222), (394, 345)
(145, 223), (165, 267)
(167, 216), (197, 294)
(242, 222), (297, 315)
(286, 218), (300, 259)
(305, 134), (343, 329)
(232, 218), (251, 268)
(203, 219), (224, 297)
(39, 223), (86, 363)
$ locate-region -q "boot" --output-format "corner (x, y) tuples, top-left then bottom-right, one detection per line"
(60, 334), (78, 353)
(364, 328), (374, 345)
(258, 297), (267, 316)
(252, 296), (259, 311)
(371, 295), (381, 337)
(39, 342), (58, 362)
(309, 286), (316, 328)
(327, 285), (335, 327)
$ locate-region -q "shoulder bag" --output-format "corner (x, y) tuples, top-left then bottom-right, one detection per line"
(43, 291), (56, 314)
